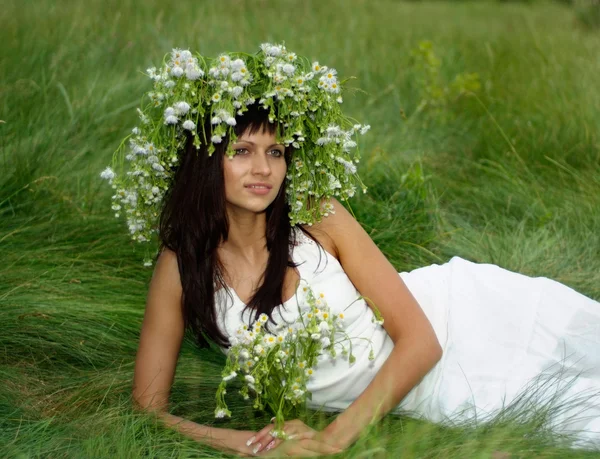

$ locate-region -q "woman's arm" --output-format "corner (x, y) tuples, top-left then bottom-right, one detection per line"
(133, 248), (256, 455)
(313, 198), (443, 449)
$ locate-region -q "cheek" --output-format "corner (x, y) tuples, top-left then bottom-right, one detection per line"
(222, 160), (241, 187)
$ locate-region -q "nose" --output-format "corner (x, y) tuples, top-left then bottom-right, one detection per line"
(251, 151), (272, 175)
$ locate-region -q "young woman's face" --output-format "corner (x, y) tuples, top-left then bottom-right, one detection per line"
(222, 127), (287, 216)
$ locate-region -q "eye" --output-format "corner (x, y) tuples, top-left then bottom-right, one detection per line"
(270, 149), (284, 157)
(233, 148), (248, 155)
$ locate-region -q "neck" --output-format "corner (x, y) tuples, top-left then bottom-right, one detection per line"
(220, 207), (268, 264)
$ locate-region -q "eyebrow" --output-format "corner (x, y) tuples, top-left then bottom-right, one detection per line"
(233, 140), (284, 149)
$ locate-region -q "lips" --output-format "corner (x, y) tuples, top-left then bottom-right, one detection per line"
(245, 183), (272, 189)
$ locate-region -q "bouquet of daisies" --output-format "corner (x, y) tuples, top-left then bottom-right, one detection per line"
(215, 281), (384, 438)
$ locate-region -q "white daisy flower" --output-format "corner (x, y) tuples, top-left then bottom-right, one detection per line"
(174, 101), (190, 116)
(211, 134), (223, 144)
(253, 344), (265, 355)
(182, 120), (196, 131)
(282, 63), (296, 75)
(180, 50), (192, 61)
(211, 116), (222, 125)
(324, 68), (337, 80)
(164, 107), (176, 118)
(245, 374), (256, 384)
(212, 93), (221, 103)
(217, 54), (231, 66)
(319, 321), (330, 332)
(311, 333), (321, 340)
(131, 127), (141, 135)
(239, 349), (250, 360)
(266, 45), (283, 57)
(164, 80), (175, 89)
(321, 337), (331, 348)
(231, 86), (243, 98)
(215, 408), (229, 418)
(100, 167), (115, 180)
(259, 313), (269, 323)
(360, 124), (371, 135)
(164, 115), (178, 125)
(231, 58), (245, 71)
(225, 117), (237, 126)
(185, 63), (203, 80)
(326, 125), (342, 137)
(170, 66), (184, 77)
(263, 334), (277, 347)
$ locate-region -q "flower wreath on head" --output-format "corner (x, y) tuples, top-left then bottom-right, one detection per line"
(101, 42), (370, 265)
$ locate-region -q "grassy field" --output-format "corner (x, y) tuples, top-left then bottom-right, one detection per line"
(2, 0), (600, 457)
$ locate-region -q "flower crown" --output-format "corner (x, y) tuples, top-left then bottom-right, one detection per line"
(101, 43), (369, 260)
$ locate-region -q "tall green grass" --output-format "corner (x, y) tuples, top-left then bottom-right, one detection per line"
(1, 0), (599, 456)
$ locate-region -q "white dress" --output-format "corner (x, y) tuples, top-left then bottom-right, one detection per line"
(215, 227), (600, 448)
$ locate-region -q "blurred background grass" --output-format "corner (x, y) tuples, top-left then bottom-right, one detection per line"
(1, 0), (599, 457)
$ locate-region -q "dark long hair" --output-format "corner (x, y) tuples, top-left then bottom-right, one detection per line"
(158, 104), (321, 349)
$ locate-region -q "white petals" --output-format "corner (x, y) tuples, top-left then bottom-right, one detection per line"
(100, 167), (115, 181)
(182, 119), (196, 130)
(174, 101), (190, 115)
(282, 63), (296, 75)
(171, 66), (184, 77)
(223, 371), (237, 382)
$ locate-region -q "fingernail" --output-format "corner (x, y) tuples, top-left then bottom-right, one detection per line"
(265, 440), (275, 451)
(252, 443), (262, 454)
(246, 436), (256, 447)
(270, 416), (276, 423)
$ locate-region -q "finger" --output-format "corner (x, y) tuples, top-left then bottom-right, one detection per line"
(260, 438), (281, 454)
(249, 422), (276, 451)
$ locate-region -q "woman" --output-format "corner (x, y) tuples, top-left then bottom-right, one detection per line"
(103, 44), (600, 456)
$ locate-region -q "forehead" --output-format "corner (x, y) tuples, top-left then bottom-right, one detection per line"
(236, 126), (279, 143)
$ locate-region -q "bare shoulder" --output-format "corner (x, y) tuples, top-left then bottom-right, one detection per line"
(299, 197), (363, 262)
(152, 247), (183, 295)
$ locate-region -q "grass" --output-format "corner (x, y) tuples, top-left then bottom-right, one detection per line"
(1, 0), (599, 457)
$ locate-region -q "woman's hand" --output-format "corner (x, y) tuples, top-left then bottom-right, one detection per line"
(261, 436), (344, 457)
(247, 418), (317, 454)
(219, 429), (262, 457)
(247, 419), (344, 456)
